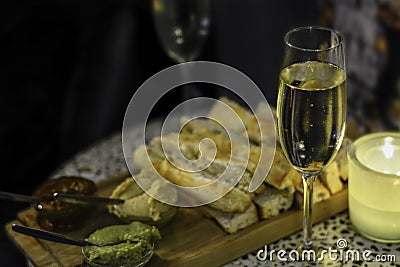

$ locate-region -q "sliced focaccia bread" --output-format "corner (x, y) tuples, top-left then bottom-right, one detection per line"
(201, 203), (258, 233)
(136, 135), (253, 213)
(109, 174), (178, 226)
(320, 161), (343, 194)
(151, 159), (252, 213)
(253, 185), (294, 219)
(264, 149), (293, 191)
(208, 97), (253, 136)
(294, 179), (331, 206)
(210, 97), (276, 146)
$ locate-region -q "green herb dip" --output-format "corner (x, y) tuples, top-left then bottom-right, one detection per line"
(83, 221), (161, 266)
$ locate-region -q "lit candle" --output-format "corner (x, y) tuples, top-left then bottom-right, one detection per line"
(348, 132), (400, 243)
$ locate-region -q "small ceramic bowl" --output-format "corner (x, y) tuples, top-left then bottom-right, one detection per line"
(33, 176), (97, 230)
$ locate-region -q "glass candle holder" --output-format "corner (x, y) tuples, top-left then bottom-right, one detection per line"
(348, 132), (400, 243)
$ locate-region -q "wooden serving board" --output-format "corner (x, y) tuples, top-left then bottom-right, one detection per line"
(5, 173), (348, 267)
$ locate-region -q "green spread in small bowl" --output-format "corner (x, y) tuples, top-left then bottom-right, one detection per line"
(83, 221), (161, 267)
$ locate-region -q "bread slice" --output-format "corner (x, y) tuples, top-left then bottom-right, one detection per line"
(283, 168), (302, 192)
(109, 177), (143, 201)
(180, 116), (225, 136)
(213, 97), (276, 146)
(264, 149), (293, 191)
(320, 161), (343, 194)
(294, 179), (330, 206)
(208, 97), (252, 135)
(253, 183), (267, 195)
(234, 171), (255, 199)
(207, 187), (252, 213)
(133, 145), (164, 170)
(180, 120), (260, 174)
(253, 186), (294, 219)
(310, 179), (330, 202)
(201, 203), (258, 233)
(137, 136), (254, 213)
(109, 176), (178, 226)
(156, 160), (252, 213)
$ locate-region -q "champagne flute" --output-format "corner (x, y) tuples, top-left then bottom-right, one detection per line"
(151, 0), (210, 63)
(277, 26), (346, 250)
(151, 0), (211, 111)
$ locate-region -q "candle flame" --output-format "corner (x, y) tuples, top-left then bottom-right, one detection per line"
(382, 137), (394, 159)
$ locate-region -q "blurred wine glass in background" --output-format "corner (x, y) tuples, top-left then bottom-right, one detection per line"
(151, 0), (211, 114)
(151, 0), (210, 63)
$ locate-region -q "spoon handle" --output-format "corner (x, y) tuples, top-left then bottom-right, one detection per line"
(53, 193), (125, 205)
(0, 191), (41, 203)
(12, 224), (90, 247)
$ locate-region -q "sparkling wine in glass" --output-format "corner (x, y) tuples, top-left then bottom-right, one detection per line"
(276, 26), (346, 250)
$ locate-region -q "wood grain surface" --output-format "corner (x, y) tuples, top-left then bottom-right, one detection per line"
(5, 173), (348, 267)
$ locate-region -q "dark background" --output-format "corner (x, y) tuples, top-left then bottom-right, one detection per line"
(1, 0), (398, 265)
(0, 0), (319, 191)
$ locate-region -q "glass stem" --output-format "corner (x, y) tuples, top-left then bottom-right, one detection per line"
(302, 175), (316, 249)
